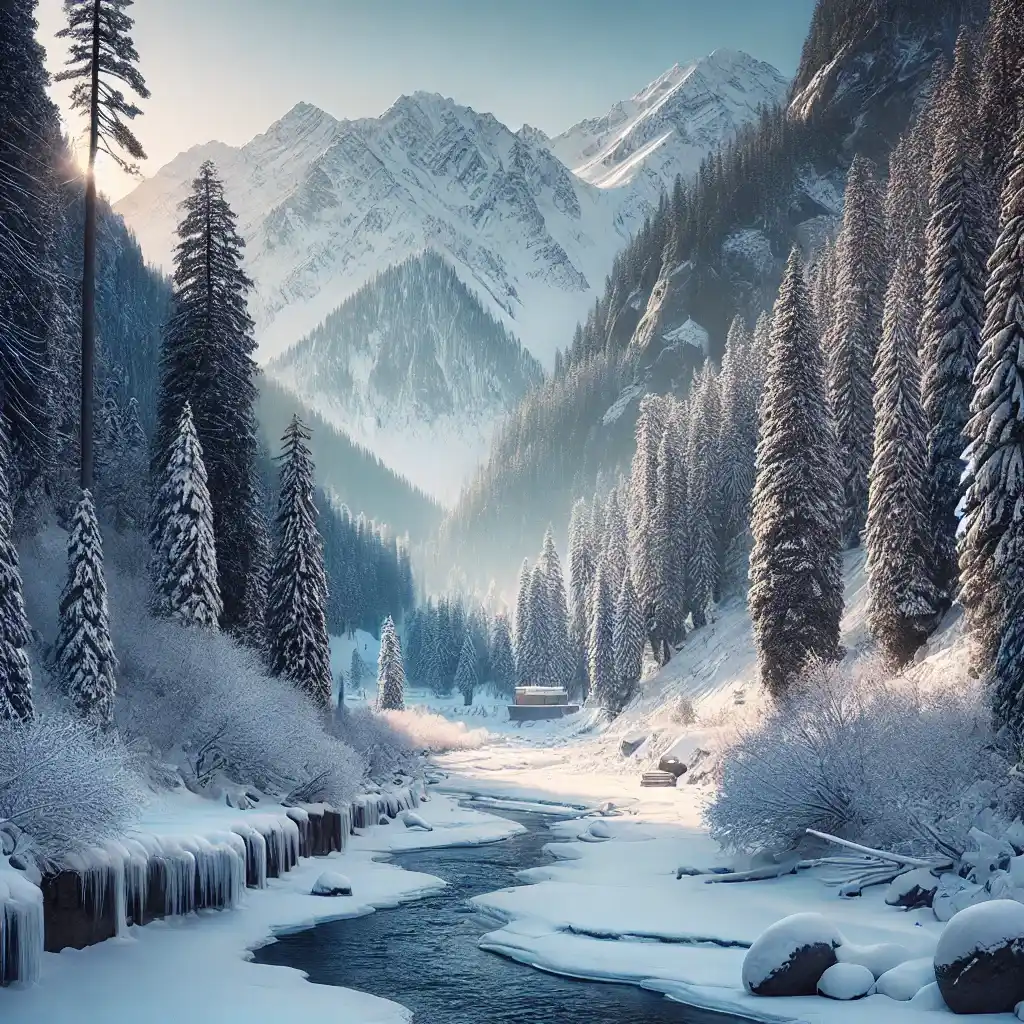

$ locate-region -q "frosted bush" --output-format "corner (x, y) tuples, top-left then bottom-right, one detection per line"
(0, 714), (145, 866)
(706, 658), (1006, 854)
(116, 608), (364, 806)
(334, 705), (490, 781)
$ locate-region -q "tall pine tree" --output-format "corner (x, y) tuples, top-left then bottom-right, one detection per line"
(454, 633), (478, 706)
(154, 160), (267, 642)
(0, 0), (61, 497)
(377, 615), (405, 711)
(827, 156), (886, 547)
(686, 366), (720, 625)
(960, 124), (1024, 691)
(651, 414), (687, 660)
(538, 528), (571, 687)
(611, 570), (644, 716)
(865, 256), (938, 667)
(148, 402), (222, 628)
(921, 32), (987, 603)
(56, 0), (148, 488)
(513, 557), (531, 685)
(749, 250), (844, 699)
(265, 417), (332, 711)
(567, 499), (594, 700)
(588, 565), (616, 714)
(55, 490), (117, 729)
(0, 429), (33, 723)
(489, 613), (516, 698)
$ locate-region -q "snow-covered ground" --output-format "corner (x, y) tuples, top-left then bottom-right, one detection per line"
(415, 550), (996, 1023)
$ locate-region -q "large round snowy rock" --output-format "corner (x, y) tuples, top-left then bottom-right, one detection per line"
(935, 899), (1024, 1013)
(311, 871), (352, 897)
(836, 941), (912, 979)
(742, 913), (843, 997)
(817, 962), (874, 1000)
(875, 958), (936, 1001)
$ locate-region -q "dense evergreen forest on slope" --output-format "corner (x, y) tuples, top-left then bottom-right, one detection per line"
(257, 375), (443, 545)
(436, 0), (989, 593)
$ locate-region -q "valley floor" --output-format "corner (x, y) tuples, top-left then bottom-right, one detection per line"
(4, 552), (993, 1023)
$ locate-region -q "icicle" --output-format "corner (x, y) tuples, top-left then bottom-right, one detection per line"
(230, 825), (267, 889)
(0, 866), (43, 986)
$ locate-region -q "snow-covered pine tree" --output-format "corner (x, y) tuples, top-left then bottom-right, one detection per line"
(153, 160), (267, 643)
(55, 490), (117, 729)
(377, 615), (405, 711)
(827, 155), (886, 548)
(629, 395), (668, 628)
(567, 498), (594, 699)
(349, 649), (366, 696)
(749, 250), (844, 699)
(489, 613), (516, 698)
(651, 414), (687, 661)
(921, 31), (988, 604)
(265, 417), (333, 711)
(0, 0), (61, 497)
(588, 565), (616, 714)
(56, 0), (148, 488)
(611, 570), (644, 716)
(0, 428), (33, 723)
(148, 402), (222, 628)
(750, 311), (773, 412)
(602, 489), (629, 608)
(538, 528), (571, 688)
(513, 557), (531, 685)
(960, 124), (1024, 685)
(809, 240), (837, 339)
(865, 255), (939, 667)
(977, 0), (1024, 247)
(686, 366), (721, 625)
(454, 634), (478, 706)
(520, 564), (553, 686)
(718, 317), (758, 589)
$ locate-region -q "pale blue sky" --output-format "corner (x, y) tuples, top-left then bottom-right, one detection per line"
(35, 0), (816, 200)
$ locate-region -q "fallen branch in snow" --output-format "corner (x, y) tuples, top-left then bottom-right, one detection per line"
(806, 828), (954, 897)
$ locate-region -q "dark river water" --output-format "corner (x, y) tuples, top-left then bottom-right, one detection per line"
(254, 807), (752, 1024)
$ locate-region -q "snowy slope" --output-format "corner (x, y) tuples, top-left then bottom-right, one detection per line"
(548, 50), (788, 204)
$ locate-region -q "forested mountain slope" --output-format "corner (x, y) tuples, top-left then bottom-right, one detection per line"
(437, 0), (988, 591)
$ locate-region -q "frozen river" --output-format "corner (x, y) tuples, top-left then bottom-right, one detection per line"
(254, 808), (752, 1023)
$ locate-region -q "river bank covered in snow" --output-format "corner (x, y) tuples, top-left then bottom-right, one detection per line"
(0, 792), (522, 1024)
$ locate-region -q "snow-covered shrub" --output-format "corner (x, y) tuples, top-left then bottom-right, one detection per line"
(707, 658), (1006, 854)
(0, 714), (144, 865)
(116, 606), (363, 805)
(333, 706), (489, 781)
(332, 706), (417, 780)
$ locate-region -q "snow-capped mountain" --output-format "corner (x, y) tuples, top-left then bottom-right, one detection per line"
(546, 49), (788, 202)
(267, 253), (542, 501)
(115, 53), (784, 498)
(116, 95), (638, 370)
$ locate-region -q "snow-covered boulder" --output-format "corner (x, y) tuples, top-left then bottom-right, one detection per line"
(885, 867), (939, 910)
(874, 958), (936, 1001)
(934, 899), (1024, 1013)
(311, 871), (352, 897)
(836, 941), (912, 979)
(742, 913), (843, 996)
(400, 811), (432, 831)
(909, 982), (946, 1010)
(817, 962), (874, 1000)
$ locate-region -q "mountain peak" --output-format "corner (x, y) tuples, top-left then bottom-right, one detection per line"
(549, 49), (788, 195)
